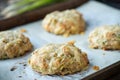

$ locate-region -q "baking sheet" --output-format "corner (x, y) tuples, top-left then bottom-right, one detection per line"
(0, 1), (120, 80)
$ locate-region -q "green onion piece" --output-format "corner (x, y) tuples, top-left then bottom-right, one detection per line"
(2, 0), (35, 14)
(17, 0), (64, 14)
(2, 0), (67, 18)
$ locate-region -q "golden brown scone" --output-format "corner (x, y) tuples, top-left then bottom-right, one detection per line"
(42, 9), (85, 37)
(28, 41), (89, 75)
(88, 25), (120, 50)
(0, 31), (33, 59)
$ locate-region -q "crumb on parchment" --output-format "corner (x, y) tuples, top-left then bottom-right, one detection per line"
(10, 66), (17, 71)
(20, 29), (27, 33)
(93, 66), (100, 71)
(80, 32), (85, 35)
(67, 40), (76, 45)
(18, 76), (22, 78)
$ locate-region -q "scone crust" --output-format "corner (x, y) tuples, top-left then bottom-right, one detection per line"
(0, 31), (33, 59)
(88, 25), (120, 50)
(42, 9), (85, 37)
(28, 41), (89, 75)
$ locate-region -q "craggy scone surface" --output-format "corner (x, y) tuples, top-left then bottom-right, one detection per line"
(29, 41), (89, 75)
(89, 25), (120, 50)
(42, 9), (85, 37)
(0, 31), (33, 59)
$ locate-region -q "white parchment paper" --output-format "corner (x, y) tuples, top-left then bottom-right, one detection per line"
(0, 1), (120, 80)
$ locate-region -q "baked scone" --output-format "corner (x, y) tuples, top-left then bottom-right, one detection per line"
(88, 25), (120, 50)
(0, 31), (33, 59)
(28, 41), (89, 75)
(42, 9), (85, 37)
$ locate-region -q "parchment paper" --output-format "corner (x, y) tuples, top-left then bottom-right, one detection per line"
(0, 1), (120, 80)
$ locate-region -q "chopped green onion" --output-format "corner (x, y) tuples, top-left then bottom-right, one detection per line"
(1, 0), (67, 18)
(2, 0), (35, 15)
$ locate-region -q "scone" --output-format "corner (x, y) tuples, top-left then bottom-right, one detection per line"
(28, 41), (89, 75)
(88, 25), (120, 50)
(42, 9), (85, 37)
(0, 31), (33, 59)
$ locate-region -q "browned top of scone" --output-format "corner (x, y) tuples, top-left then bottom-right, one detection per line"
(89, 25), (120, 50)
(28, 41), (89, 75)
(0, 30), (33, 59)
(42, 9), (85, 37)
